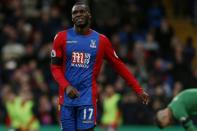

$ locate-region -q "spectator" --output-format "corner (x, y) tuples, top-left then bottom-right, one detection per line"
(1, 85), (40, 131)
(101, 85), (122, 131)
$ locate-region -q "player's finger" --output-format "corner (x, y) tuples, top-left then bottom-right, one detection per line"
(145, 99), (148, 105)
(73, 89), (80, 97)
(146, 96), (150, 105)
(144, 96), (148, 104)
(140, 96), (144, 104)
(144, 99), (147, 105)
(70, 90), (79, 99)
(141, 98), (145, 104)
(143, 96), (149, 105)
(69, 94), (77, 99)
(68, 91), (76, 98)
(68, 93), (74, 98)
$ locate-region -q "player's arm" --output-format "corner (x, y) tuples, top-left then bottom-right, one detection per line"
(100, 35), (149, 104)
(175, 111), (197, 131)
(50, 32), (79, 98)
(50, 32), (70, 89)
(179, 117), (197, 131)
(169, 101), (197, 131)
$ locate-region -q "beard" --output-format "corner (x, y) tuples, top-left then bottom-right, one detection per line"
(75, 19), (90, 28)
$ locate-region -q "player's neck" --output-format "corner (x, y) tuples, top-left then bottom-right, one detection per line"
(74, 26), (91, 35)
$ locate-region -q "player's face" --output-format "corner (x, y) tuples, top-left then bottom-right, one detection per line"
(72, 4), (91, 28)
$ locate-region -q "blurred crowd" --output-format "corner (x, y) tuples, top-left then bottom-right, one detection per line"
(0, 0), (196, 129)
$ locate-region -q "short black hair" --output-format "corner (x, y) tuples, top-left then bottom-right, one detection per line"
(75, 0), (87, 5)
(74, 0), (90, 12)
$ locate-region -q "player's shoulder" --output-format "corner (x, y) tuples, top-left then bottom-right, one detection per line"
(182, 89), (197, 95)
(94, 32), (109, 42)
(66, 27), (74, 33)
(55, 30), (67, 38)
(52, 30), (67, 44)
(54, 29), (72, 40)
(99, 34), (110, 44)
(90, 29), (108, 38)
(98, 32), (107, 39)
(56, 27), (74, 34)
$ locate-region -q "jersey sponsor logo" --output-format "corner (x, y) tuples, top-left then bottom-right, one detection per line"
(67, 40), (78, 44)
(71, 52), (91, 68)
(90, 40), (96, 48)
(51, 50), (56, 57)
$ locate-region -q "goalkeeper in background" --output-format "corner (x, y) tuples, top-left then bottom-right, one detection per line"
(155, 89), (197, 131)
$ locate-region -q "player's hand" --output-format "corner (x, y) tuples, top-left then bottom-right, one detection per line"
(65, 85), (79, 99)
(138, 91), (150, 105)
